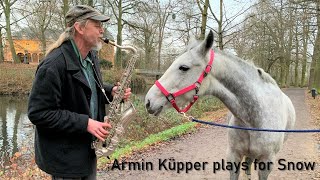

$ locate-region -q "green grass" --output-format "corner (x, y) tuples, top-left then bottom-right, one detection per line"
(98, 122), (197, 166)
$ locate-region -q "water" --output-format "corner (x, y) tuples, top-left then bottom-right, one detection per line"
(0, 96), (34, 168)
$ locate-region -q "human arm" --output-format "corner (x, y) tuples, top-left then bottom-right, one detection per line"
(28, 64), (89, 134)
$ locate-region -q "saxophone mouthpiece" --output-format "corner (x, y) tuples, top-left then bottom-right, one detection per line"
(102, 37), (110, 44)
(100, 37), (137, 54)
(101, 37), (117, 47)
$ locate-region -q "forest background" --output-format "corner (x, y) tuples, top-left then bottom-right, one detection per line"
(0, 0), (320, 90)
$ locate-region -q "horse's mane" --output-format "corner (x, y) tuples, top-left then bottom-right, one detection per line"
(257, 68), (278, 85)
(215, 48), (278, 86)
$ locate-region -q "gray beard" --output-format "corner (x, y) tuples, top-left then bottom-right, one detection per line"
(91, 41), (103, 51)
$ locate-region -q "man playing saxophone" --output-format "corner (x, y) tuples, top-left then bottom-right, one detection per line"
(28, 5), (131, 180)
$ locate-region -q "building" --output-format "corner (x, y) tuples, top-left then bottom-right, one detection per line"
(3, 37), (114, 65)
(3, 37), (49, 64)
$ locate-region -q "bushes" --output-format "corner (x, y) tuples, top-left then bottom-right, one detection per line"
(119, 95), (224, 148)
(99, 60), (113, 69)
(101, 69), (147, 94)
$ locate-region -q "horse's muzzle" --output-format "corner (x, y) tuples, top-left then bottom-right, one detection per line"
(145, 99), (163, 116)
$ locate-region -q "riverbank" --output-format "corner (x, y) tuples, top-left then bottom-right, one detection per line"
(0, 64), (37, 95)
(0, 63), (147, 95)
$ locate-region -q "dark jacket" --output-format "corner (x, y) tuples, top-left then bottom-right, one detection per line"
(28, 40), (113, 177)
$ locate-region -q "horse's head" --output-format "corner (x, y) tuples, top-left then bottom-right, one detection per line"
(145, 31), (214, 116)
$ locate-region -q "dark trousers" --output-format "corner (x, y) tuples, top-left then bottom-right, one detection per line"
(51, 157), (97, 180)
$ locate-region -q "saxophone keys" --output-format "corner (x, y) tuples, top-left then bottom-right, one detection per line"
(104, 116), (110, 123)
(116, 126), (124, 134)
(111, 138), (119, 143)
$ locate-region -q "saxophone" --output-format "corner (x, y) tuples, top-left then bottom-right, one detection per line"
(92, 38), (138, 158)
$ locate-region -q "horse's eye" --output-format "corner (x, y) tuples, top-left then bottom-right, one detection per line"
(179, 65), (190, 72)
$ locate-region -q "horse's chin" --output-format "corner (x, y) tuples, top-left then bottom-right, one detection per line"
(147, 106), (163, 116)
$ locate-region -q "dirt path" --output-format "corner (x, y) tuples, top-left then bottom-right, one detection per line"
(98, 88), (319, 180)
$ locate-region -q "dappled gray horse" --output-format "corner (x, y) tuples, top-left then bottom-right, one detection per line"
(145, 31), (295, 180)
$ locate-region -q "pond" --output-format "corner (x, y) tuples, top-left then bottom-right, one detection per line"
(0, 95), (34, 168)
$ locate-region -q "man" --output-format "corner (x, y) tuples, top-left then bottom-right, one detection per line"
(28, 5), (131, 180)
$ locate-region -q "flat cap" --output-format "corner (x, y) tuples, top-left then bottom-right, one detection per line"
(66, 5), (110, 27)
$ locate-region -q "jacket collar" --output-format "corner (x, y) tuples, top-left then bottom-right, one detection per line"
(61, 40), (82, 71)
(60, 40), (104, 90)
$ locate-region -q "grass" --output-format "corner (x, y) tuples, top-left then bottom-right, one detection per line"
(98, 122), (197, 168)
(97, 96), (226, 169)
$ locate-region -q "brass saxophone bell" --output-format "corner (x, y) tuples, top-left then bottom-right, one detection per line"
(120, 103), (136, 130)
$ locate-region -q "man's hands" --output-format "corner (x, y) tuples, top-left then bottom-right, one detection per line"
(87, 118), (111, 141)
(88, 83), (131, 141)
(111, 82), (132, 101)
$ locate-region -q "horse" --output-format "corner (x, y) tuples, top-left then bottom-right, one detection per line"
(144, 30), (296, 180)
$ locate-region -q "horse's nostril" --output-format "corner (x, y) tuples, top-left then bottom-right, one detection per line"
(146, 99), (150, 109)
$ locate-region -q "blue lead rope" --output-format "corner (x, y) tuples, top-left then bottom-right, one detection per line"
(191, 118), (320, 133)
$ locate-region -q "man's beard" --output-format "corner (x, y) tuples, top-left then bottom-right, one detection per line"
(91, 41), (103, 51)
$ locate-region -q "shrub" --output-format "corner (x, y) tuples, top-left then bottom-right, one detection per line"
(99, 60), (113, 69)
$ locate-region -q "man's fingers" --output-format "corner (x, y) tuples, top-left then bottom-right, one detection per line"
(96, 130), (107, 139)
(102, 122), (112, 129)
(99, 127), (108, 135)
(96, 134), (105, 141)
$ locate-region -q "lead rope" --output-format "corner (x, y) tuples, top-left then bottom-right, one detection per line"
(180, 113), (320, 133)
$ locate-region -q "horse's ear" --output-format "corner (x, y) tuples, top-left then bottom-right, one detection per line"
(199, 30), (214, 54)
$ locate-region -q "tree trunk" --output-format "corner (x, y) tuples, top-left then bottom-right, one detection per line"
(88, 0), (93, 7)
(4, 0), (18, 63)
(309, 2), (320, 90)
(294, 21), (299, 87)
(0, 27), (4, 63)
(300, 7), (309, 87)
(285, 2), (293, 87)
(40, 29), (46, 58)
(218, 0), (223, 50)
(115, 0), (123, 68)
(199, 0), (209, 40)
(62, 0), (69, 28)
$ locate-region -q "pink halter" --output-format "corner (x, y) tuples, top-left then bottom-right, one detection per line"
(155, 50), (215, 113)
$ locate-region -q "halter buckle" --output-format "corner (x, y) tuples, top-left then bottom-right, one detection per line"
(195, 82), (201, 94)
(203, 65), (212, 77)
(166, 93), (175, 102)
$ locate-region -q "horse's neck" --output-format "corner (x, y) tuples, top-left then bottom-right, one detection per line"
(207, 52), (262, 123)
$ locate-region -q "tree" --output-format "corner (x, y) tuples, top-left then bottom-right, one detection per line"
(154, 0), (175, 71)
(310, 0), (320, 90)
(126, 2), (158, 69)
(1, 0), (19, 63)
(230, 0), (316, 88)
(25, 0), (56, 55)
(0, 12), (4, 63)
(106, 0), (136, 68)
(62, 0), (69, 28)
(196, 0), (209, 40)
(300, 2), (311, 87)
